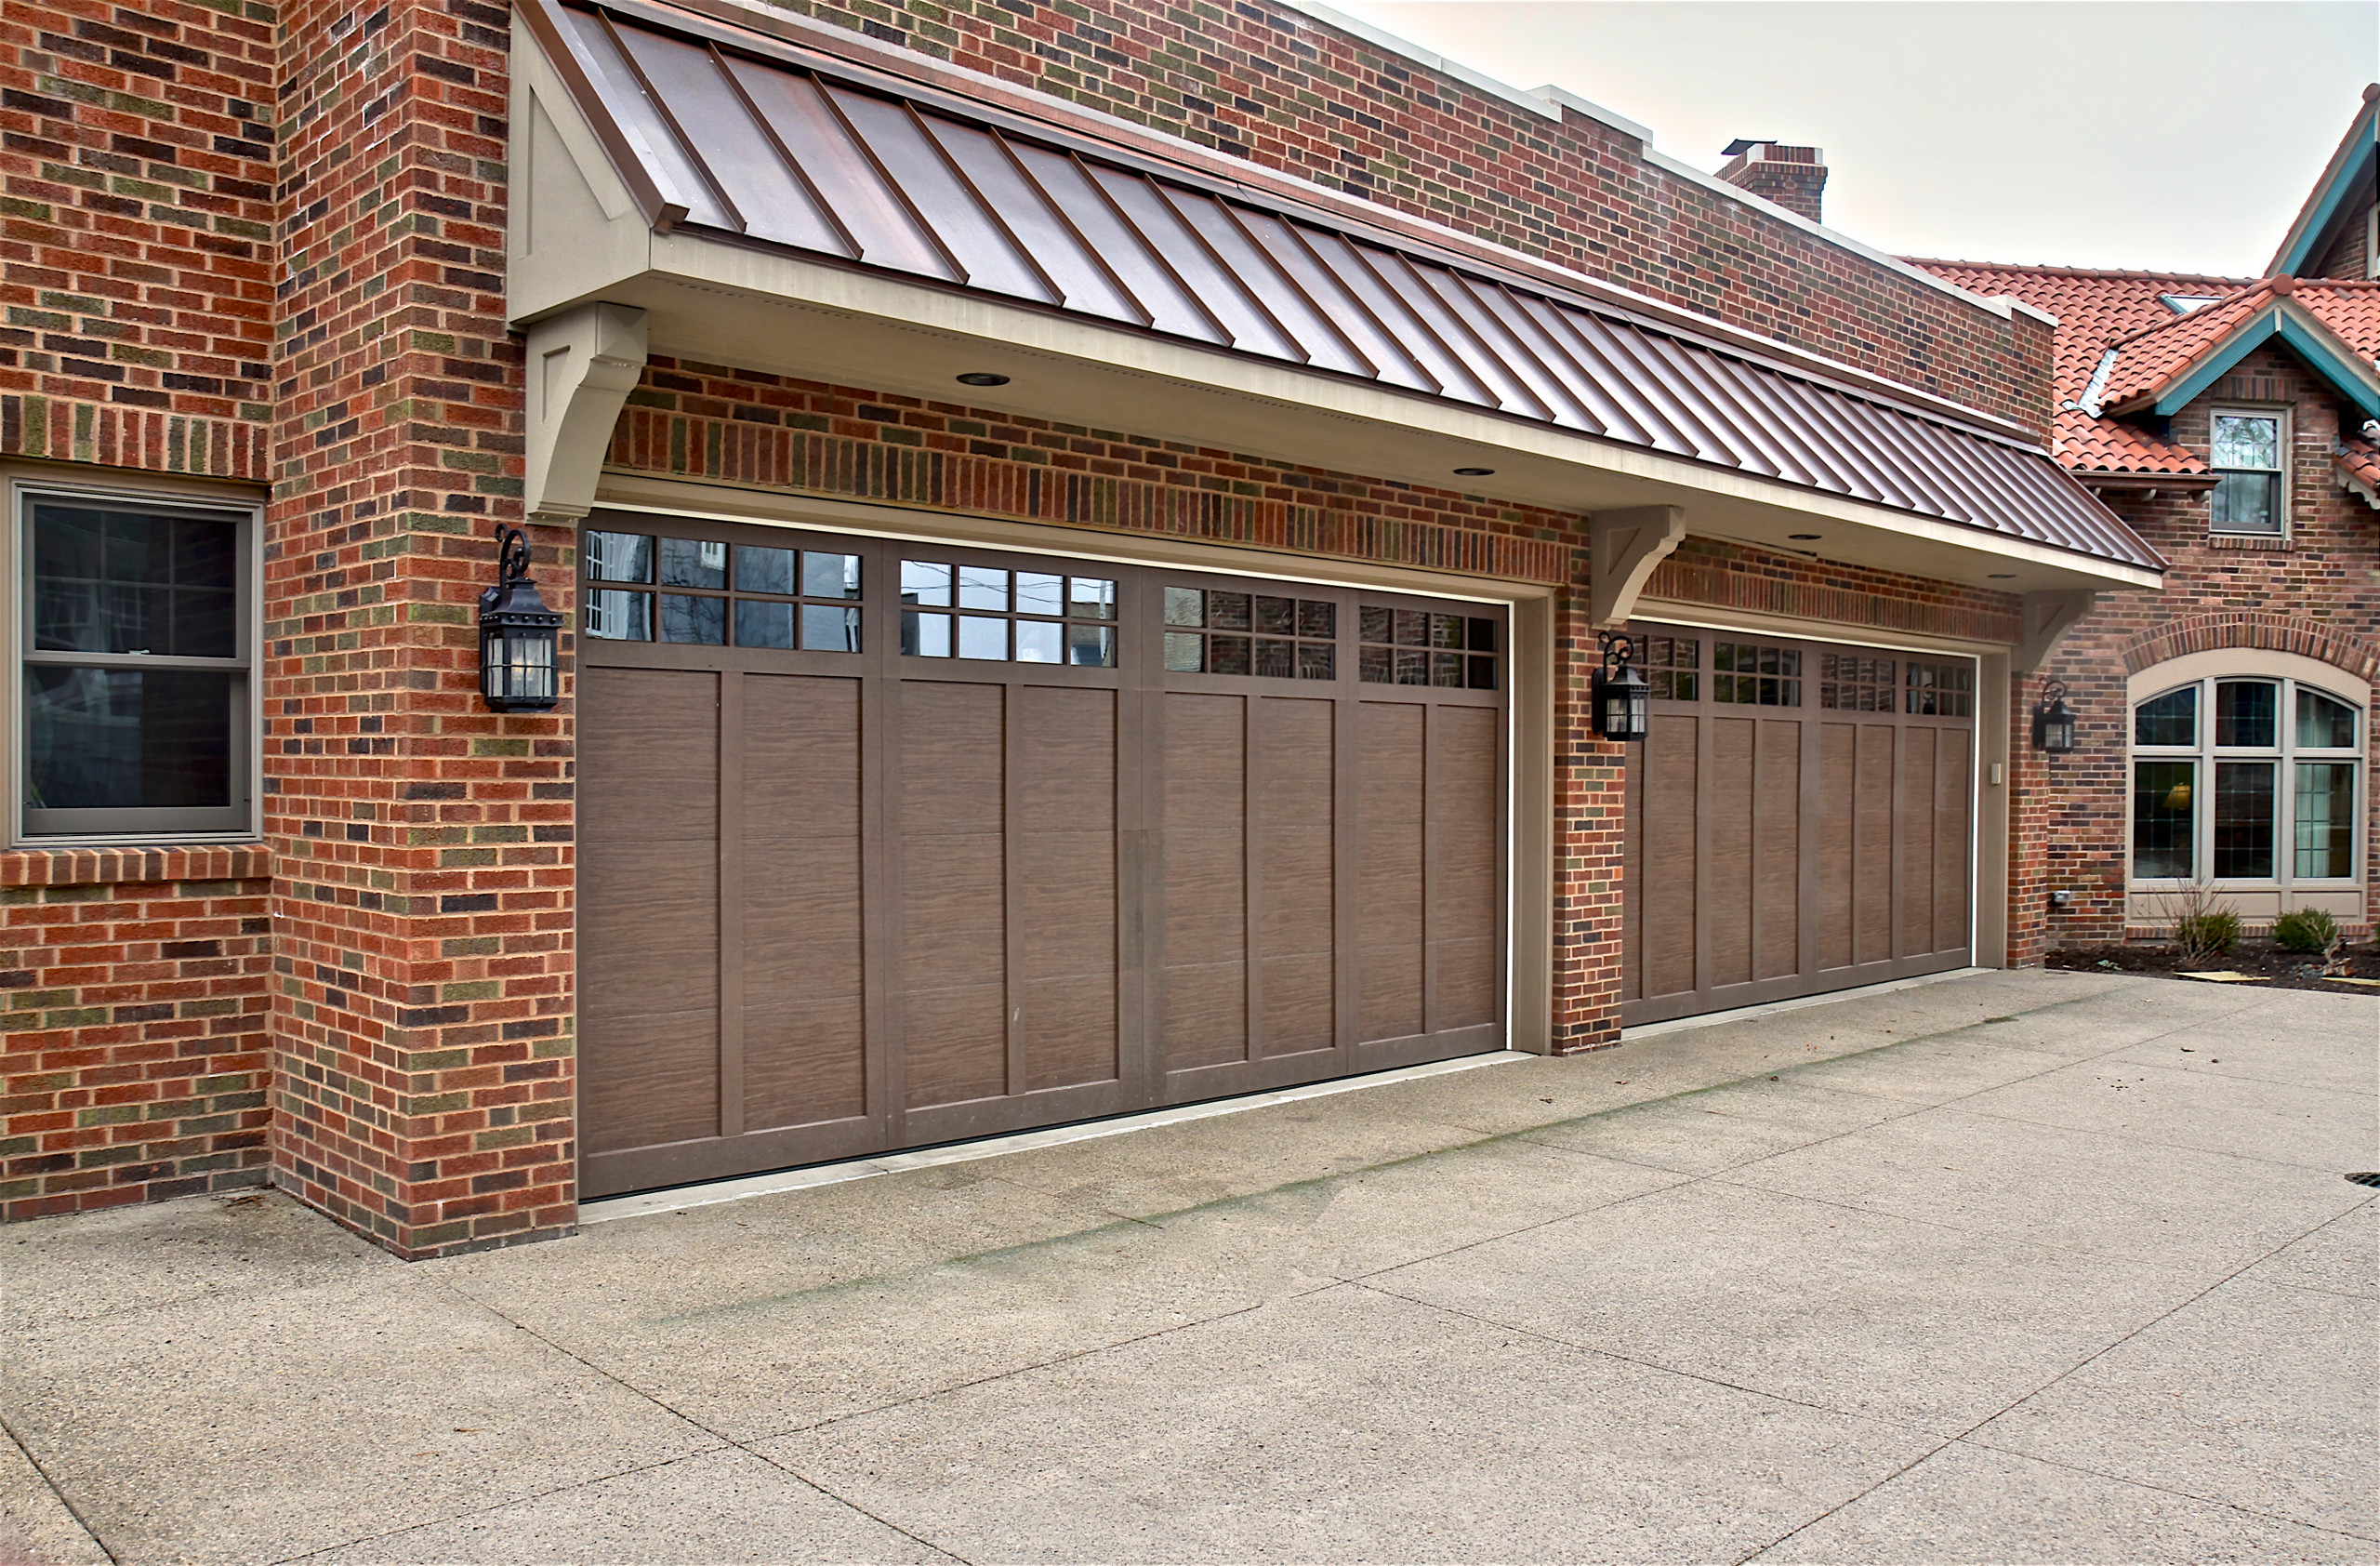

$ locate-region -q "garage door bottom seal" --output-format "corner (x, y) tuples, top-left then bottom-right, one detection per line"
(581, 1050), (1534, 1225)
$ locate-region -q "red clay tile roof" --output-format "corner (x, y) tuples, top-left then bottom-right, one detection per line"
(2338, 435), (2380, 510)
(1910, 263), (2380, 478)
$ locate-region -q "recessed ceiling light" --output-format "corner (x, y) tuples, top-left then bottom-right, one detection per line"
(1988, 572), (2016, 579)
(1787, 533), (1821, 541)
(1453, 466), (1495, 476)
(955, 372), (1011, 387)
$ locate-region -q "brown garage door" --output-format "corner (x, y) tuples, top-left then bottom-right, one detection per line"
(1620, 621), (1974, 1026)
(575, 511), (1506, 1197)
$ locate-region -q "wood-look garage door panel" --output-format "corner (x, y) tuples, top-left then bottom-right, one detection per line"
(1430, 705), (1500, 1032)
(579, 519), (1507, 1195)
(580, 849), (717, 1020)
(902, 983), (1007, 1108)
(1755, 720), (1801, 982)
(1624, 623), (1974, 1025)
(583, 1009), (717, 1155)
(1643, 714), (1699, 1001)
(1899, 728), (1939, 959)
(744, 996), (866, 1130)
(1817, 723), (1857, 973)
(1708, 716), (1755, 989)
(579, 668), (720, 843)
(1855, 723), (1895, 967)
(1023, 971), (1117, 1092)
(1934, 729), (1973, 951)
(1357, 701), (1424, 1043)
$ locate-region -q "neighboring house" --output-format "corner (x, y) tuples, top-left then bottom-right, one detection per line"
(1917, 84), (2380, 950)
(2, 0), (2164, 1253)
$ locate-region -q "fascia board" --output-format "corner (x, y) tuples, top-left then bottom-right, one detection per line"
(2126, 302), (2380, 419)
(597, 231), (2161, 590)
(549, 0), (2055, 441)
(2268, 100), (2377, 277)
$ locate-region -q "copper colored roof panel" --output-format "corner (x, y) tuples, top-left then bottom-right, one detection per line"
(535, 0), (2163, 575)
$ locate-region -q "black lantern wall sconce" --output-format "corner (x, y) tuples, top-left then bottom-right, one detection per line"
(478, 525), (562, 713)
(2030, 676), (2076, 754)
(1593, 630), (1650, 742)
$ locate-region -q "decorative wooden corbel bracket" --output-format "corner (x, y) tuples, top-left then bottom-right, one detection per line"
(1588, 505), (1686, 628)
(2014, 589), (2096, 672)
(524, 302), (649, 523)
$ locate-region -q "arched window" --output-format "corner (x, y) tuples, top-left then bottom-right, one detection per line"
(2131, 675), (2361, 884)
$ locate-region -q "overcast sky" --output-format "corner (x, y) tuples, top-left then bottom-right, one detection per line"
(1319, 2), (2374, 278)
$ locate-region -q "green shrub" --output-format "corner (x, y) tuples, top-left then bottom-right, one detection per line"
(2272, 908), (2340, 952)
(2172, 909), (2241, 965)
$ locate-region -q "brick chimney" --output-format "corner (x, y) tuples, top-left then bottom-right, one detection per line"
(1717, 139), (1828, 225)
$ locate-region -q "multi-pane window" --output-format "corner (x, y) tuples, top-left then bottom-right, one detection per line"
(585, 529), (864, 651)
(904, 561), (1117, 666)
(1905, 661), (1973, 718)
(18, 490), (255, 839)
(1819, 653), (1895, 711)
(2130, 675), (2361, 883)
(1640, 635), (1698, 701)
(1711, 642), (1800, 706)
(1164, 587), (1334, 679)
(2209, 411), (2283, 535)
(1355, 604), (1497, 688)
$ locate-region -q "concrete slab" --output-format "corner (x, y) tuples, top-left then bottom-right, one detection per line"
(440, 1135), (1681, 1443)
(306, 1448), (950, 1565)
(4, 969), (2369, 1563)
(1751, 1440), (2374, 1563)
(0, 1188), (388, 1332)
(1719, 1107), (2372, 1280)
(1974, 1274), (2380, 1539)
(2246, 1201), (2378, 1301)
(1369, 1177), (2209, 1436)
(2, 1271), (721, 1565)
(1957, 1056), (2380, 1171)
(0, 1424), (108, 1566)
(756, 1284), (1939, 1564)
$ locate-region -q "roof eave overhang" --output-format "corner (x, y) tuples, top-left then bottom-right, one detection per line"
(508, 7), (2162, 597)
(2075, 471), (2220, 493)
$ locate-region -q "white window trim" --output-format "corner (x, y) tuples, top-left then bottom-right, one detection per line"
(2126, 664), (2364, 893)
(6, 472), (265, 848)
(2207, 404), (2290, 537)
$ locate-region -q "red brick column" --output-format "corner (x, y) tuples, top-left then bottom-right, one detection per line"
(265, 0), (574, 1257)
(1549, 577), (1629, 1051)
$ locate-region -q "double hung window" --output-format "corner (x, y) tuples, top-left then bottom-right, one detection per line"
(2131, 676), (2361, 883)
(14, 485), (257, 840)
(2208, 411), (2284, 535)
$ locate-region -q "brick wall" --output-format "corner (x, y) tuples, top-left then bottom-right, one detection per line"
(2014, 342), (2380, 954)
(0, 0), (276, 476)
(261, 0), (567, 1258)
(730, 0), (2054, 433)
(1, 846), (272, 1218)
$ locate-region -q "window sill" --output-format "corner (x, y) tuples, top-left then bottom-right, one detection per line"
(2203, 532), (2293, 551)
(2, 841), (271, 891)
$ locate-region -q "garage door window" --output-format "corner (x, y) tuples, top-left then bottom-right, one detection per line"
(1355, 605), (1497, 688)
(2131, 676), (2361, 883)
(901, 561), (1117, 664)
(585, 529), (864, 651)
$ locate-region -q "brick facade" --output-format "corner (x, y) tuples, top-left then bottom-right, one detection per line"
(3, 0), (2090, 1247)
(1, 845), (272, 1217)
(2013, 341), (2380, 956)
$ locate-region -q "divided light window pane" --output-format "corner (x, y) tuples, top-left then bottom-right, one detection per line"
(2133, 686), (2194, 747)
(2131, 761), (2194, 879)
(2213, 681), (2276, 748)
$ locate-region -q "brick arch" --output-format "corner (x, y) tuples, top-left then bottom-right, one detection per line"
(2121, 615), (2380, 683)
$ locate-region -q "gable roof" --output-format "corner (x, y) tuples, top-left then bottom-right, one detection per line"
(2097, 280), (2380, 418)
(2270, 84), (2378, 277)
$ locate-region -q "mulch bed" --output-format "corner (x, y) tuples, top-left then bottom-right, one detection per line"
(2047, 938), (2380, 991)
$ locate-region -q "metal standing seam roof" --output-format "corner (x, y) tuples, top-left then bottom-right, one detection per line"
(527, 0), (2164, 574)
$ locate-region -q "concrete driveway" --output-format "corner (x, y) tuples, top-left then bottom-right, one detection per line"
(5, 969), (2374, 1565)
